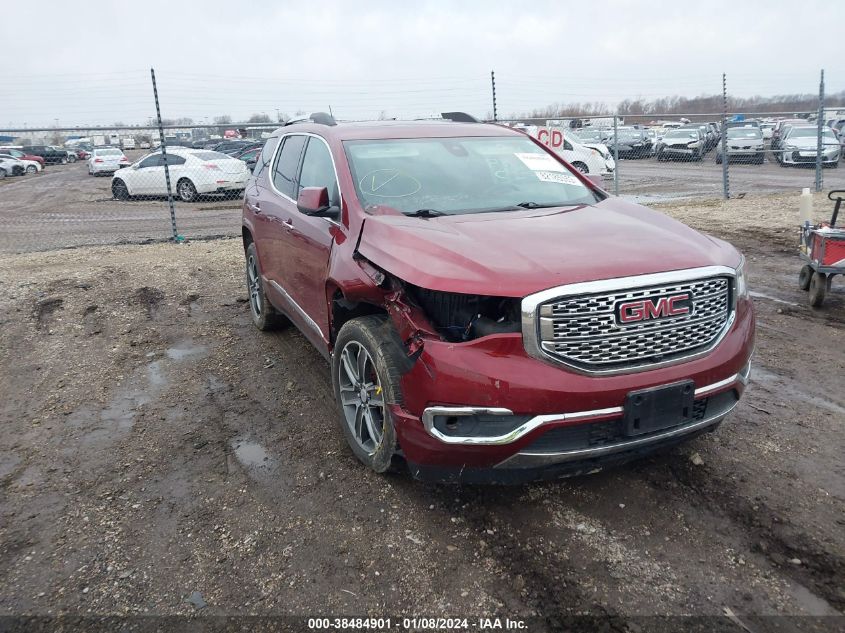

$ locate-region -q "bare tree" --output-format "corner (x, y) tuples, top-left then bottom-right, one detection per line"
(247, 113), (272, 123)
(214, 115), (233, 125)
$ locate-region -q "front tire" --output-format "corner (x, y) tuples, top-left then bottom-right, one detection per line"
(809, 272), (827, 307)
(177, 178), (198, 202)
(332, 315), (403, 473)
(572, 161), (589, 174)
(111, 179), (130, 200)
(25, 165), (37, 174)
(244, 242), (286, 331)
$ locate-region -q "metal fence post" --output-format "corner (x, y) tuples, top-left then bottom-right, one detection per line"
(613, 114), (619, 196)
(490, 71), (498, 122)
(721, 72), (730, 200)
(815, 69), (825, 193)
(150, 68), (179, 241)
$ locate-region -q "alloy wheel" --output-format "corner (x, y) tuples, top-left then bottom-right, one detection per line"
(247, 255), (262, 318)
(337, 341), (385, 455)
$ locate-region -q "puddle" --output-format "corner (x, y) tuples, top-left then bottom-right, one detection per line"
(166, 342), (208, 361)
(749, 291), (800, 307)
(230, 439), (273, 470)
(751, 366), (845, 416)
(147, 360), (167, 387)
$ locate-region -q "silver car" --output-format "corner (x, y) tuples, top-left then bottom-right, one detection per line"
(716, 127), (765, 164)
(779, 126), (841, 167)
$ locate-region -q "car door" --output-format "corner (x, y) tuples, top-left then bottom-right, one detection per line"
(130, 153), (163, 195)
(254, 134), (309, 329)
(278, 135), (340, 342)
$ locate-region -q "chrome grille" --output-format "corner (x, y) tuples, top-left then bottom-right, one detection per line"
(535, 276), (732, 372)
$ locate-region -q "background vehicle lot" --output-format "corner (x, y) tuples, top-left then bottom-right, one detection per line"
(0, 193), (842, 628)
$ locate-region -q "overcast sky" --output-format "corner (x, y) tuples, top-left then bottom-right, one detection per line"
(2, 0), (842, 128)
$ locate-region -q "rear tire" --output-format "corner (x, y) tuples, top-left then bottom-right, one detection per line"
(809, 272), (827, 307)
(60, 156), (68, 165)
(715, 154), (722, 164)
(332, 315), (404, 474)
(245, 242), (287, 331)
(799, 265), (813, 291)
(25, 165), (37, 174)
(177, 178), (198, 202)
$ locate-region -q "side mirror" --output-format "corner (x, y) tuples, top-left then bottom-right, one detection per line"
(297, 186), (338, 217)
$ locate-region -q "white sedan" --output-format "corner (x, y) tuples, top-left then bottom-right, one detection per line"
(0, 156), (27, 177)
(88, 147), (130, 175)
(111, 148), (250, 202)
(0, 153), (41, 174)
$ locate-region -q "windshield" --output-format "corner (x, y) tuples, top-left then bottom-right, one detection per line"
(665, 130), (699, 139)
(787, 128), (835, 140)
(615, 130), (643, 140)
(344, 136), (599, 216)
(193, 151), (231, 161)
(96, 148), (123, 156)
(727, 128), (763, 139)
(572, 129), (604, 142)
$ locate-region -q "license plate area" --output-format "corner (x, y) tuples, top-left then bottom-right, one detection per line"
(623, 380), (695, 437)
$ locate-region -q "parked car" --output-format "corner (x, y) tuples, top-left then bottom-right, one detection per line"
(0, 153), (41, 174)
(22, 145), (71, 165)
(111, 148), (250, 202)
(139, 141), (151, 149)
(0, 155), (26, 176)
(605, 128), (652, 158)
(760, 123), (775, 140)
(655, 128), (704, 161)
(771, 119), (806, 152)
(716, 127), (765, 164)
(75, 148), (92, 160)
(233, 145), (261, 171)
(240, 115), (755, 483)
(778, 126), (840, 167)
(0, 147), (46, 168)
(88, 147), (130, 175)
(210, 140), (255, 155)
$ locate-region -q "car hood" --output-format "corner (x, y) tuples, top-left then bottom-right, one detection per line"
(356, 199), (741, 297)
(785, 136), (823, 149)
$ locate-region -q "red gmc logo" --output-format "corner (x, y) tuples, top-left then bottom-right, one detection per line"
(616, 293), (692, 324)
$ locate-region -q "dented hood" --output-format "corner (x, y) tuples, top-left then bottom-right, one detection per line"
(356, 199), (741, 297)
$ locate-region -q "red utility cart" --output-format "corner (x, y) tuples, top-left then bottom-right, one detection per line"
(798, 190), (845, 307)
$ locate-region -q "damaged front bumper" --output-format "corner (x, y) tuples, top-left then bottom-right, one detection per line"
(388, 299), (755, 484)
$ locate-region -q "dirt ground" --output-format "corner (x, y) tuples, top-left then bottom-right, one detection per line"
(0, 192), (843, 632)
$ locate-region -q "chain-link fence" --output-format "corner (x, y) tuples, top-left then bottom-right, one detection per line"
(1, 68), (843, 253)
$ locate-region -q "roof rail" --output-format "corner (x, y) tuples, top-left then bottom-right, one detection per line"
(441, 112), (480, 123)
(284, 112), (337, 127)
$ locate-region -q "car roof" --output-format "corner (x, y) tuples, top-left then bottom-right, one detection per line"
(270, 120), (524, 142)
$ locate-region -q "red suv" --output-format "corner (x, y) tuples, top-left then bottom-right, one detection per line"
(242, 114), (755, 483)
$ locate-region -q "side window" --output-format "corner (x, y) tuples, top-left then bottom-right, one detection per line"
(563, 140), (573, 151)
(298, 138), (339, 206)
(161, 154), (185, 166)
(138, 154), (160, 169)
(272, 135), (306, 198)
(253, 137), (278, 179)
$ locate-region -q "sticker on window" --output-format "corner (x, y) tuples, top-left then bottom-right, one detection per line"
(515, 152), (565, 173)
(534, 170), (582, 185)
(515, 152), (581, 184)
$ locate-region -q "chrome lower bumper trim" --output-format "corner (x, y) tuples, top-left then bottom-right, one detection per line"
(421, 372), (744, 446)
(495, 403), (738, 470)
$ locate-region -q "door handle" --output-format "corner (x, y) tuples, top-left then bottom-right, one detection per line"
(281, 218), (294, 229)
(246, 201), (261, 213)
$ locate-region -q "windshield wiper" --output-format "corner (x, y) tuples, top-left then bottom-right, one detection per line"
(514, 201), (565, 209)
(404, 208), (446, 218)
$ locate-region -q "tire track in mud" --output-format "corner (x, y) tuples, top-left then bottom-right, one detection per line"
(660, 459), (845, 612)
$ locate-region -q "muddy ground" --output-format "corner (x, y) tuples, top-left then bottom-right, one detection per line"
(0, 193), (843, 632)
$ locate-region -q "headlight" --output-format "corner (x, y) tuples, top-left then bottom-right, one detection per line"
(735, 256), (749, 299)
(784, 144), (797, 151)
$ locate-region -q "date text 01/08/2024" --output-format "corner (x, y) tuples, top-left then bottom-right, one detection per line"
(306, 617), (528, 630)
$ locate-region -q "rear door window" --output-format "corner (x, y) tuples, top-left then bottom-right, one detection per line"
(253, 137), (279, 179)
(272, 135), (306, 199)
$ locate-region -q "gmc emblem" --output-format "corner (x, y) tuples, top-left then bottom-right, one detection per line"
(616, 293), (693, 324)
